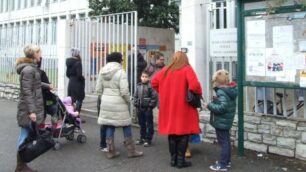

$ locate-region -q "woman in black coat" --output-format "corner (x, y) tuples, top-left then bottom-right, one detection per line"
(66, 48), (85, 115)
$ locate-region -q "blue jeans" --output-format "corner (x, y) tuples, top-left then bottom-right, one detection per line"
(137, 109), (154, 141)
(16, 127), (31, 149)
(215, 129), (231, 168)
(105, 126), (132, 138)
(100, 125), (107, 148)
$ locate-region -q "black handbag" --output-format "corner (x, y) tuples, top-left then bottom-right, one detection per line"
(18, 123), (55, 163)
(186, 90), (203, 108)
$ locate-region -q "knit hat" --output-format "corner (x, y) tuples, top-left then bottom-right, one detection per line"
(71, 48), (81, 58)
(212, 69), (229, 87)
(107, 52), (123, 63)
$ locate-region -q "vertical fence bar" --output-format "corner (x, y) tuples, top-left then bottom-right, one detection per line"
(254, 87), (258, 113)
(273, 88), (277, 115)
(304, 91), (306, 119)
(293, 89), (297, 118)
(116, 15), (119, 52)
(121, 14), (124, 60)
(108, 16), (111, 55)
(130, 14), (136, 95)
(125, 13), (129, 74)
(112, 15), (115, 53)
(104, 16), (107, 65)
(134, 11), (138, 97)
(282, 89), (288, 117)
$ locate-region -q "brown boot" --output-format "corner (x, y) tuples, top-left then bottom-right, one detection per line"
(15, 154), (37, 172)
(106, 138), (120, 159)
(124, 137), (143, 158)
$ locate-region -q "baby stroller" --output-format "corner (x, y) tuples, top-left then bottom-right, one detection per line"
(43, 92), (87, 150)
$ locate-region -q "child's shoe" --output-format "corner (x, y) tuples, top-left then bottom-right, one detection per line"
(143, 140), (152, 147)
(210, 163), (228, 171)
(215, 161), (231, 168)
(135, 139), (145, 145)
(100, 147), (109, 152)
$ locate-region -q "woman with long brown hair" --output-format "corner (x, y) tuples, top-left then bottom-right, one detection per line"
(151, 51), (202, 168)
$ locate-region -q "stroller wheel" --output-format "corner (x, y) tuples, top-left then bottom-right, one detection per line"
(66, 133), (74, 141)
(53, 142), (61, 151)
(77, 135), (87, 144)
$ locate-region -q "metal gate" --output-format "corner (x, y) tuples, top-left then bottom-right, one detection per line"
(69, 11), (138, 96)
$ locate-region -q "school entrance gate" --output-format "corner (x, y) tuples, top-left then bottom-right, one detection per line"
(68, 11), (138, 96)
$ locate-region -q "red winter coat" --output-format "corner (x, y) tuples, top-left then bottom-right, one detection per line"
(151, 65), (202, 135)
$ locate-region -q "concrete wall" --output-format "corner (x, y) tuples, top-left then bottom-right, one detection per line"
(0, 83), (19, 100)
(200, 112), (306, 161)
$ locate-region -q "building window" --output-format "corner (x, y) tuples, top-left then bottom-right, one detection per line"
(30, 0), (34, 7)
(29, 21), (34, 43)
(43, 19), (49, 44)
(0, 25), (2, 47)
(9, 24), (14, 47)
(11, 0), (15, 11)
(0, 0), (3, 13)
(79, 13), (86, 19)
(37, 0), (42, 6)
(51, 18), (57, 44)
(36, 20), (41, 44)
(5, 0), (9, 12)
(24, 0), (28, 9)
(17, 0), (21, 9)
(22, 22), (27, 45)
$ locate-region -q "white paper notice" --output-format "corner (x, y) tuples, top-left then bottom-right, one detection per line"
(276, 70), (296, 82)
(266, 48), (285, 77)
(246, 48), (266, 76)
(285, 53), (306, 70)
(299, 41), (306, 52)
(246, 20), (266, 48)
(273, 25), (294, 54)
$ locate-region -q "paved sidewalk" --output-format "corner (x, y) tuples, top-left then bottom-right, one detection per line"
(0, 99), (305, 172)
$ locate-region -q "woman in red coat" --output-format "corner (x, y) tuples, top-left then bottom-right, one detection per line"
(151, 51), (202, 168)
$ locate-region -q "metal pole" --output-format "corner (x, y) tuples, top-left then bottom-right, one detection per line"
(237, 0), (244, 156)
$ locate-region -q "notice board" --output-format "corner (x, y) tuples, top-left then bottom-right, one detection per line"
(244, 8), (306, 88)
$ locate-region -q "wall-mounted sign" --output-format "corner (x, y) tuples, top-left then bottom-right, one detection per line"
(210, 28), (237, 57)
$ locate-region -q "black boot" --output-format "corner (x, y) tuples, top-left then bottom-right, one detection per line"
(168, 135), (177, 167)
(176, 135), (192, 169)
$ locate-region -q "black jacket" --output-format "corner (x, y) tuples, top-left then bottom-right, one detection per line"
(66, 57), (85, 102)
(39, 69), (54, 103)
(134, 82), (158, 110)
(128, 53), (147, 90)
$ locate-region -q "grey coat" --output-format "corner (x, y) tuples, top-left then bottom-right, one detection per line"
(16, 57), (45, 127)
(96, 62), (131, 127)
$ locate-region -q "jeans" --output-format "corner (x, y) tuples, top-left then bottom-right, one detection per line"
(137, 109), (154, 141)
(16, 127), (31, 149)
(100, 125), (107, 148)
(105, 126), (132, 138)
(215, 129), (231, 167)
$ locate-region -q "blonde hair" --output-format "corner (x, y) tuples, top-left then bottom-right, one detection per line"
(164, 51), (189, 76)
(212, 69), (230, 86)
(24, 44), (41, 59)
